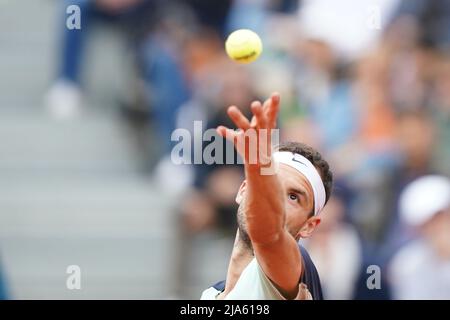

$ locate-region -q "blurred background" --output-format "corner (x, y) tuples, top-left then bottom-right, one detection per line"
(0, 0), (449, 299)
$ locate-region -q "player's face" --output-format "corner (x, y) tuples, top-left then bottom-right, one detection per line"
(276, 164), (319, 240)
(235, 163), (321, 245)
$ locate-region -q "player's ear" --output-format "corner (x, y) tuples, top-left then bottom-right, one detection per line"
(297, 216), (321, 239)
(235, 180), (247, 204)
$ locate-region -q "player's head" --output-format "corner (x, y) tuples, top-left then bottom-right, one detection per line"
(235, 141), (333, 249)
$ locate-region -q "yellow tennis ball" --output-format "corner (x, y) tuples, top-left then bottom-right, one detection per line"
(225, 29), (263, 64)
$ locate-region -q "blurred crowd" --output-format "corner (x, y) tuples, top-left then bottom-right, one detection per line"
(42, 0), (450, 299)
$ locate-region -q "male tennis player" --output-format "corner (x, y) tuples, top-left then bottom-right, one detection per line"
(200, 92), (333, 300)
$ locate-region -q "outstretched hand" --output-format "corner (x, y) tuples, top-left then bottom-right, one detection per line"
(217, 92), (280, 168)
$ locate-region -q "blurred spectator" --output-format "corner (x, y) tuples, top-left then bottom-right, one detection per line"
(389, 175), (450, 299)
(387, 0), (450, 51)
(348, 110), (437, 256)
(46, 0), (157, 118)
(293, 39), (358, 152)
(0, 263), (7, 300)
(431, 55), (450, 176)
(298, 0), (400, 60)
(380, 111), (437, 252)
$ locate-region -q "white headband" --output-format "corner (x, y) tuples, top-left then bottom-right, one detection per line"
(272, 152), (326, 215)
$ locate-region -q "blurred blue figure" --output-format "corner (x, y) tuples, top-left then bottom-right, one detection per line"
(388, 0), (450, 49)
(60, 0), (90, 85)
(46, 0), (160, 118)
(310, 80), (357, 151)
(47, 0), (191, 154)
(139, 32), (190, 154)
(0, 262), (8, 299)
(226, 0), (299, 44)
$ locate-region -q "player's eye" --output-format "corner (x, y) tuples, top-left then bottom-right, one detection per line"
(288, 193), (298, 202)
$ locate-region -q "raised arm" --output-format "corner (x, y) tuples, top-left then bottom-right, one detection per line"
(217, 93), (302, 299)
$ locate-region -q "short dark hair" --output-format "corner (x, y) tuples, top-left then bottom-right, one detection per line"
(276, 141), (333, 215)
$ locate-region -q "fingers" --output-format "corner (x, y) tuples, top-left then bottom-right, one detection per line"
(226, 92), (280, 131)
(271, 92), (280, 106)
(216, 125), (238, 143)
(227, 106), (251, 131)
(263, 97), (271, 113)
(262, 97), (272, 126)
(266, 92), (280, 127)
(259, 92), (280, 128)
(251, 100), (267, 128)
(263, 92), (279, 112)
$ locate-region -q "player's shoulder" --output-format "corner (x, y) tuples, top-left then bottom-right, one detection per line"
(298, 244), (324, 300)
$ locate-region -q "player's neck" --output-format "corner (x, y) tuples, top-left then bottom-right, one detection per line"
(218, 230), (254, 299)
